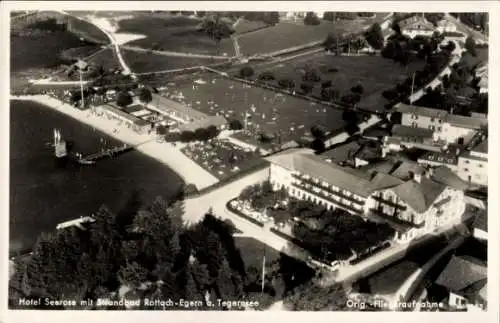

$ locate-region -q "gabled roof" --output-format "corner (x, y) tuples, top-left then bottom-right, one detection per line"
(395, 103), (449, 119)
(431, 165), (471, 191)
(446, 114), (487, 130)
(399, 15), (435, 31)
(436, 255), (487, 294)
(390, 176), (446, 213)
(473, 210), (487, 232)
(392, 125), (434, 139)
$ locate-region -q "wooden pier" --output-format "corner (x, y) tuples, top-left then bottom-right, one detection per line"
(78, 144), (133, 164)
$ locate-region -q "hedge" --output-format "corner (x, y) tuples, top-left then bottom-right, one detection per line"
(226, 199), (265, 227)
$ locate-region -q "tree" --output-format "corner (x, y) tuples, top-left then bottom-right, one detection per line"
(196, 11), (206, 18)
(119, 261), (148, 288)
(311, 138), (326, 153)
(351, 84), (364, 95)
(228, 119), (244, 130)
(321, 87), (340, 102)
(322, 12), (335, 22)
(116, 90), (132, 108)
(284, 282), (347, 311)
(138, 87), (152, 104)
(263, 12), (280, 25)
(323, 33), (341, 52)
(304, 12), (321, 26)
(303, 69), (321, 82)
(364, 23), (384, 50)
(258, 71), (275, 81)
(465, 36), (477, 56)
(300, 82), (314, 94)
(424, 13), (445, 26)
(239, 66), (254, 78)
(278, 78), (295, 90)
(321, 80), (332, 88)
(200, 14), (234, 54)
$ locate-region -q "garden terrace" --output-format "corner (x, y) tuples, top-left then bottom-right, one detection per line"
(162, 76), (346, 149)
(117, 15), (235, 56)
(248, 52), (426, 113)
(237, 20), (369, 56)
(180, 139), (264, 180)
(122, 50), (230, 74)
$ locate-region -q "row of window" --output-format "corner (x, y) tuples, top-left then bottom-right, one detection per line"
(462, 159), (485, 168)
(409, 114), (443, 124)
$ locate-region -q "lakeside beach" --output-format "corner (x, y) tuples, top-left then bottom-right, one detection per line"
(11, 94), (219, 190)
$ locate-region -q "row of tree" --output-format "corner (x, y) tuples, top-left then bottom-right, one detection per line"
(165, 125), (220, 143)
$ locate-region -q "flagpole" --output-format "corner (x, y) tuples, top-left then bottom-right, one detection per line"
(261, 254), (266, 294)
(410, 72), (415, 104)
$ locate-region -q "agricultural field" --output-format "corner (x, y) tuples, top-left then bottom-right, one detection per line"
(117, 15), (235, 56)
(67, 16), (110, 44)
(60, 45), (103, 61)
(11, 31), (90, 72)
(250, 52), (426, 112)
(86, 48), (122, 70)
(122, 50), (230, 74)
(233, 19), (271, 35)
(164, 76), (346, 146)
(237, 19), (369, 56)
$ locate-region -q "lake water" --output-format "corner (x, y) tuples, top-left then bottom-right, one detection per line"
(9, 100), (184, 255)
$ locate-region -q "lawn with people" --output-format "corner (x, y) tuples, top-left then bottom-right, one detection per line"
(160, 76), (346, 148)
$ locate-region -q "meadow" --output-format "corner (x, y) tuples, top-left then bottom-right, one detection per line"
(117, 15), (235, 56)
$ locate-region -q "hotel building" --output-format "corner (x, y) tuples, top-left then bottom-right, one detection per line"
(267, 149), (465, 233)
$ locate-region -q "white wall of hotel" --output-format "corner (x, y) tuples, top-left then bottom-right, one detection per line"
(267, 163), (466, 243)
(401, 28), (435, 39)
(456, 151), (488, 186)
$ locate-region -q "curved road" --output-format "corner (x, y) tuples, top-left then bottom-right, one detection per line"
(56, 10), (134, 77)
(183, 167), (310, 262)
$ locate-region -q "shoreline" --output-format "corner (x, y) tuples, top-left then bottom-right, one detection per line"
(10, 95), (219, 190)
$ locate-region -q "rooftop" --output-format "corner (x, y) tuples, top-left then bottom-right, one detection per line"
(390, 176), (446, 213)
(472, 139), (488, 154)
(151, 93), (208, 121)
(418, 150), (459, 165)
(395, 103), (449, 119)
(391, 125), (434, 139)
(473, 210), (487, 233)
(399, 15), (435, 31)
(431, 165), (472, 191)
(320, 140), (382, 164)
(446, 114), (487, 130)
(435, 255), (487, 300)
(102, 104), (150, 126)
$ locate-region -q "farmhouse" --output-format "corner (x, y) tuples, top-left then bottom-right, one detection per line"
(435, 255), (487, 311)
(398, 15), (435, 38)
(267, 149), (465, 232)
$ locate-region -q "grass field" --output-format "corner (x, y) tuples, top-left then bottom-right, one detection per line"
(60, 45), (103, 60)
(252, 52), (426, 111)
(122, 50), (228, 74)
(233, 19), (270, 35)
(67, 16), (110, 44)
(11, 32), (91, 72)
(234, 237), (281, 269)
(237, 20), (368, 55)
(165, 76), (345, 144)
(117, 15), (235, 56)
(87, 48), (122, 70)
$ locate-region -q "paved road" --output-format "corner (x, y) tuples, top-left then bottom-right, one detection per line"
(121, 45), (232, 60)
(57, 10), (134, 77)
(183, 167), (310, 262)
(443, 13), (488, 44)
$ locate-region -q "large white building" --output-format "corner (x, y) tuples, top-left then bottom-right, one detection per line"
(394, 103), (487, 145)
(267, 149), (465, 232)
(456, 139), (488, 186)
(398, 15), (435, 38)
